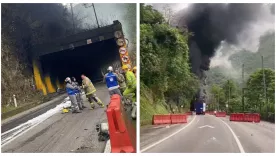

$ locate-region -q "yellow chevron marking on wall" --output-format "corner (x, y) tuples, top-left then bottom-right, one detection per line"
(45, 74), (56, 93)
(33, 59), (47, 95)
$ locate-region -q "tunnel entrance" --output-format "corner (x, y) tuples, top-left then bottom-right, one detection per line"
(40, 38), (121, 88)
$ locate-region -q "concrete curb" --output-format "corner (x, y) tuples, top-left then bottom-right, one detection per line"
(1, 93), (68, 126)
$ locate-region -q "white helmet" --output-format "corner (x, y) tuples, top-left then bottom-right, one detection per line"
(65, 77), (71, 83)
(107, 66), (113, 71)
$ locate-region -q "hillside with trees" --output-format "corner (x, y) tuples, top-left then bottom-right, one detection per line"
(206, 33), (275, 122)
(140, 4), (199, 125)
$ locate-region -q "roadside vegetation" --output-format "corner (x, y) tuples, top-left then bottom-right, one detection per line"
(140, 4), (199, 125)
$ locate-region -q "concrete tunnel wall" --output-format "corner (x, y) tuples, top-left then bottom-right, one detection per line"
(32, 38), (122, 95)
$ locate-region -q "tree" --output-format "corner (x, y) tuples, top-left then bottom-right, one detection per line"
(162, 4), (174, 25)
(140, 4), (164, 25)
(140, 4), (199, 113)
(209, 84), (226, 110)
(245, 68), (275, 115)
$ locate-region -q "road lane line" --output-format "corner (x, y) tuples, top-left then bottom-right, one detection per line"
(141, 115), (197, 152)
(218, 118), (245, 153)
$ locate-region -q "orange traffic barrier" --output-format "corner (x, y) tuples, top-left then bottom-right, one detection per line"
(153, 115), (171, 125)
(171, 114), (187, 124)
(230, 113), (244, 121)
(215, 112), (226, 117)
(106, 94), (136, 153)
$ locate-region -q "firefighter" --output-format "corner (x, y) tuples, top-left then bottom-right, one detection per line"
(122, 65), (136, 102)
(103, 66), (122, 97)
(115, 69), (126, 93)
(65, 77), (81, 113)
(71, 77), (85, 110)
(81, 74), (104, 109)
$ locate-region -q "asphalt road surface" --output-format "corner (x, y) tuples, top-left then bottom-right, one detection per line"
(2, 84), (111, 153)
(140, 114), (275, 153)
(1, 93), (68, 133)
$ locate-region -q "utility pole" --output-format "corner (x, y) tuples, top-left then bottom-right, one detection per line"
(92, 3), (100, 28)
(228, 80), (230, 113)
(218, 93), (220, 111)
(262, 56), (268, 119)
(83, 3), (100, 28)
(70, 3), (75, 34)
(242, 64), (245, 112)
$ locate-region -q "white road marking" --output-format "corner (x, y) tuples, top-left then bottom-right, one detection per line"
(1, 99), (71, 147)
(141, 115), (197, 152)
(104, 139), (111, 153)
(196, 119), (200, 124)
(198, 125), (214, 129)
(218, 118), (245, 153)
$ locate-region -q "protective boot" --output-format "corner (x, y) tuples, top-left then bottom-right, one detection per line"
(96, 97), (104, 108)
(90, 102), (95, 110)
(72, 109), (81, 113)
(131, 102), (136, 120)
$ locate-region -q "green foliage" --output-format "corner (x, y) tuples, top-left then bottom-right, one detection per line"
(245, 68), (275, 111)
(208, 68), (275, 122)
(140, 4), (164, 25)
(140, 4), (199, 122)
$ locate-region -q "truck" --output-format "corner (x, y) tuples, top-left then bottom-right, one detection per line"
(195, 101), (206, 115)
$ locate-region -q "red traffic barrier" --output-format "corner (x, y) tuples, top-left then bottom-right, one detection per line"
(244, 113), (260, 123)
(153, 115), (171, 125)
(243, 113), (252, 122)
(230, 113), (244, 121)
(106, 94), (136, 153)
(252, 113), (260, 123)
(171, 114), (187, 124)
(215, 112), (226, 117)
(230, 113), (260, 123)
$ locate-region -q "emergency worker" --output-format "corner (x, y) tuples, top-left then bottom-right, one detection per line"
(115, 69), (126, 93)
(65, 77), (81, 113)
(72, 77), (85, 109)
(122, 65), (136, 102)
(81, 74), (104, 109)
(103, 66), (122, 97)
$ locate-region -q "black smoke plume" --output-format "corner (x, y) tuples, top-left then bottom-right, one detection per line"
(173, 3), (274, 104)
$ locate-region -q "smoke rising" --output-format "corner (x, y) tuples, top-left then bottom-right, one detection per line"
(172, 3), (275, 100)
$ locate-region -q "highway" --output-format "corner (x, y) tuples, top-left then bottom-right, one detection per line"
(1, 84), (110, 153)
(140, 114), (275, 153)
